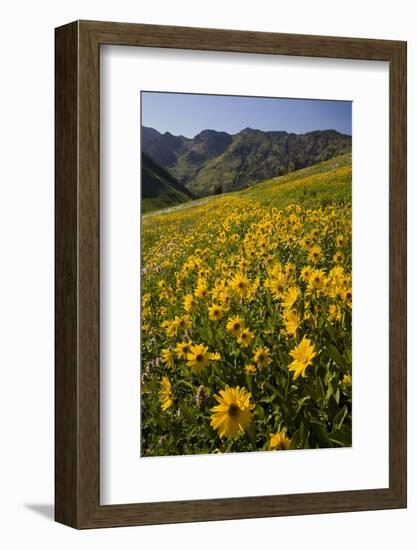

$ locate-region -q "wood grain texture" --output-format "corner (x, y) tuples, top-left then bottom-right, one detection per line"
(55, 20), (407, 529)
(55, 21), (79, 527)
(388, 41), (407, 504)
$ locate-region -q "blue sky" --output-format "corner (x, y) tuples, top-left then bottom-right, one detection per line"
(141, 91), (352, 138)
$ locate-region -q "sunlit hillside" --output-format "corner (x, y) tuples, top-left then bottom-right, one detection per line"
(141, 153), (352, 456)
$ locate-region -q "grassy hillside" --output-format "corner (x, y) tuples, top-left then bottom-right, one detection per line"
(141, 153), (193, 213)
(240, 152), (351, 209)
(143, 152), (352, 218)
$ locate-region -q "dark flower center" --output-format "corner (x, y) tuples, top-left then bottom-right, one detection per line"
(196, 354), (203, 362)
(228, 404), (240, 418)
(234, 323), (240, 330)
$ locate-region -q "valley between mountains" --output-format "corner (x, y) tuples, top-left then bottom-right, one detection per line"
(141, 125), (351, 213)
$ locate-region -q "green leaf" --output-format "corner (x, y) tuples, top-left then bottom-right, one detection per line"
(343, 348), (352, 365)
(254, 404), (265, 419)
(246, 422), (257, 449)
(296, 396), (311, 413)
(179, 379), (195, 391)
(290, 429), (301, 449)
(325, 378), (338, 403)
(300, 420), (305, 444)
(324, 368), (335, 386)
(332, 405), (348, 431)
(181, 403), (198, 425)
(326, 344), (348, 370)
(325, 322), (338, 344)
(327, 395), (338, 423)
(315, 376), (325, 404)
(310, 420), (331, 445)
(263, 382), (291, 414)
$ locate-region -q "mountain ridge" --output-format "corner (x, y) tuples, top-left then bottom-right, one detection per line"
(141, 125), (352, 197)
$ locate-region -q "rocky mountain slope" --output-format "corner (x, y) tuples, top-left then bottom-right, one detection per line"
(142, 126), (351, 197)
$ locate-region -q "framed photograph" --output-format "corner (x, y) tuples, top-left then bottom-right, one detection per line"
(55, 20), (407, 528)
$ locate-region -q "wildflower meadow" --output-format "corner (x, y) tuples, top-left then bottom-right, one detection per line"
(140, 156), (352, 456)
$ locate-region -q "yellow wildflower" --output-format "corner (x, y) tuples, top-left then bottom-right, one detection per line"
(333, 251), (344, 264)
(308, 245), (322, 264)
(245, 363), (257, 375)
(161, 319), (176, 338)
(210, 386), (255, 438)
(226, 315), (245, 336)
(253, 347), (272, 369)
(308, 269), (325, 292)
(208, 303), (224, 321)
(173, 341), (192, 359)
(159, 376), (173, 411)
(300, 266), (312, 282)
(237, 328), (254, 348)
(183, 294), (197, 313)
(231, 273), (251, 298)
(172, 315), (192, 332)
(186, 343), (211, 373)
(342, 373), (352, 389)
(269, 431), (291, 450)
(281, 285), (299, 309)
(288, 336), (317, 380)
(194, 279), (209, 299)
(282, 309), (300, 336)
(161, 348), (175, 368)
(328, 304), (342, 322)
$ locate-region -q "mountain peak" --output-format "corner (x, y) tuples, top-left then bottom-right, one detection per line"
(239, 126), (258, 134)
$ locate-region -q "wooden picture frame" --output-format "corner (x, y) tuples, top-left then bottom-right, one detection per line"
(55, 20), (407, 528)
